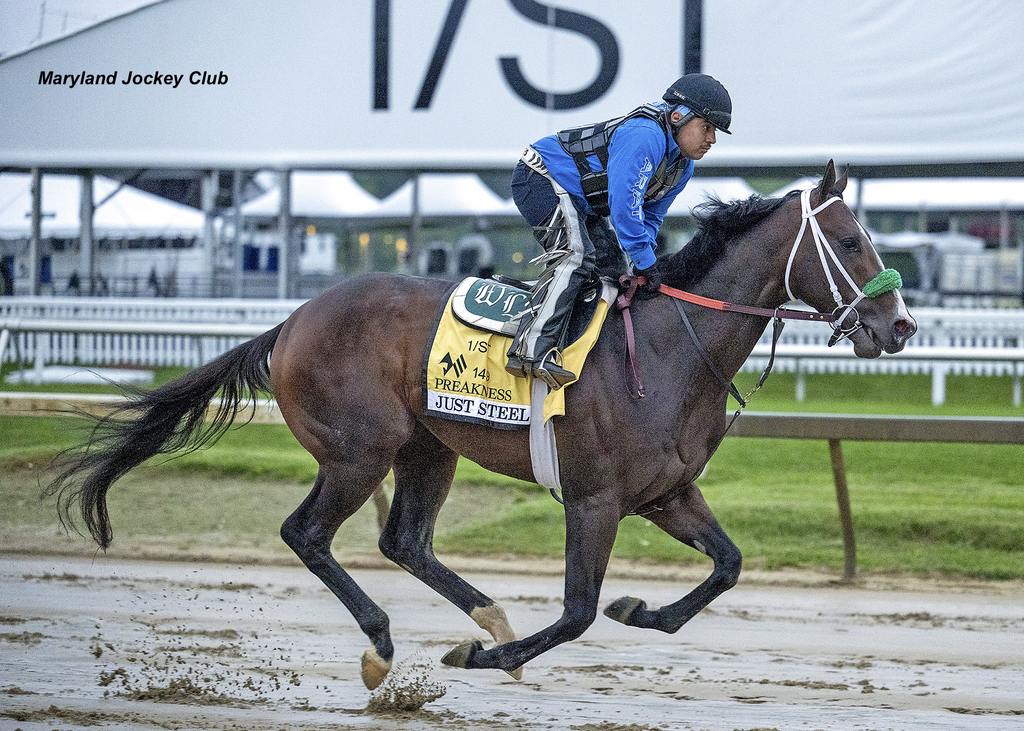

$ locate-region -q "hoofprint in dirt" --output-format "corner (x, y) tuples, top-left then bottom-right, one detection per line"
(1, 556), (1021, 731)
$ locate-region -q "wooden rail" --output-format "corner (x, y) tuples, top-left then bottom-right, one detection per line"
(3, 393), (1021, 580)
(729, 412), (1024, 579)
(0, 391), (282, 422)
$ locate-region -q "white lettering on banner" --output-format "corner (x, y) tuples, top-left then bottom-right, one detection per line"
(426, 390), (530, 426)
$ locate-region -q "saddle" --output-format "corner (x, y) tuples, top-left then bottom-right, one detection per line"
(451, 274), (605, 349)
(422, 275), (615, 430)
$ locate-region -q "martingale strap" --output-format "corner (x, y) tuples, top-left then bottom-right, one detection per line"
(633, 310), (786, 517)
(670, 295), (787, 411)
(671, 297), (747, 406)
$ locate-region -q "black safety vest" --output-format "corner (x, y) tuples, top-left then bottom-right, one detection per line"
(556, 103), (690, 217)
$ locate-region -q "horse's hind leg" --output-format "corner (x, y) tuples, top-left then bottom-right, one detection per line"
(378, 424), (523, 678)
(603, 482), (741, 633)
(442, 495), (621, 673)
(280, 458), (396, 689)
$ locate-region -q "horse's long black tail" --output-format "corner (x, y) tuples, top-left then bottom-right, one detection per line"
(46, 323), (284, 549)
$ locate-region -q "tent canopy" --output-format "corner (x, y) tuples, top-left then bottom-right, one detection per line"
(0, 173), (203, 237)
(240, 173), (758, 221)
(873, 230), (986, 252)
(770, 177), (1024, 211)
(373, 174), (517, 219)
(667, 177), (756, 216)
(241, 172), (381, 218)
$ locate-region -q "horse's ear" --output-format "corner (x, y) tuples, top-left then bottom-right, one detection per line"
(816, 159), (837, 198)
(834, 165), (849, 194)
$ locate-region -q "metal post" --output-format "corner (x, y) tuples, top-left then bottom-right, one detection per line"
(407, 172), (421, 274)
(828, 439), (856, 581)
(201, 171), (218, 297)
(682, 0), (703, 74)
(999, 206), (1009, 250)
(232, 170), (244, 298)
(79, 171), (94, 295)
(1019, 220), (1024, 307)
(29, 168), (42, 296)
(277, 170), (292, 299)
(931, 364), (947, 406)
(33, 332), (45, 383)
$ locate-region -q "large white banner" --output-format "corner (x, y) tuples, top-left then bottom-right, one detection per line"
(0, 0), (1022, 169)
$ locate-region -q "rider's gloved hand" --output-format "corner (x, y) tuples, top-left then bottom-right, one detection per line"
(636, 262), (663, 299)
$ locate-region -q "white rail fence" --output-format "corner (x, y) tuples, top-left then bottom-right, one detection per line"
(2, 298), (1024, 406)
(0, 296), (305, 323)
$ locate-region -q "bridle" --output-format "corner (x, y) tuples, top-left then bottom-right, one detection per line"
(616, 186), (903, 404)
(784, 189), (878, 346)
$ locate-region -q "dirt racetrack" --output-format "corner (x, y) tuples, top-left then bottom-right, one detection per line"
(1, 554), (1022, 730)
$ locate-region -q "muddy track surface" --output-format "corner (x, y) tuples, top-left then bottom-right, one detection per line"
(1, 555), (1022, 730)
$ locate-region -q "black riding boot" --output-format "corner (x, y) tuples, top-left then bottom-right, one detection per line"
(505, 276), (580, 389)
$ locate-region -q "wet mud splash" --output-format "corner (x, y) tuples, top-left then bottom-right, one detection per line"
(367, 657), (447, 713)
(94, 620), (304, 708)
(0, 704), (142, 727)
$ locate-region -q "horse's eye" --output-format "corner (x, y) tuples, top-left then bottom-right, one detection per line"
(840, 237), (860, 251)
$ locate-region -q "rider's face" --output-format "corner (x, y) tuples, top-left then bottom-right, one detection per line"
(675, 116), (717, 160)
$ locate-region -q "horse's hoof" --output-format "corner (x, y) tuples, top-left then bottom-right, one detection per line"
(504, 666), (524, 681)
(361, 648), (392, 690)
(603, 596), (646, 625)
(441, 639), (483, 669)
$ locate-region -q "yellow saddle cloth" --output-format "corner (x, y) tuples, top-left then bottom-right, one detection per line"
(422, 277), (612, 429)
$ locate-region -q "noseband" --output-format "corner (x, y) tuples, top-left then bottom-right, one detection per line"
(784, 189), (901, 346)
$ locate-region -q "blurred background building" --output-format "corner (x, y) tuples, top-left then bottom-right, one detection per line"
(1, 0), (1022, 303)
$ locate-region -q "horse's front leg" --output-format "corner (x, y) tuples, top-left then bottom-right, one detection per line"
(604, 482), (741, 634)
(442, 496), (619, 673)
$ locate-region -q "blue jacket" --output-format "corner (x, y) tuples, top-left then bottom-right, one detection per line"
(532, 115), (694, 270)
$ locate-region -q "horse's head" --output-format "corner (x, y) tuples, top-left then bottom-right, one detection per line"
(783, 160), (917, 357)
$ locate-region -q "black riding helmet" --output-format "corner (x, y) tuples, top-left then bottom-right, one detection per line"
(663, 73), (732, 134)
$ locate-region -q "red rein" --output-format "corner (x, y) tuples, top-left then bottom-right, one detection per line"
(615, 275), (837, 399)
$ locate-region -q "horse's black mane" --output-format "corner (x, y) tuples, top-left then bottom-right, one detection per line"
(656, 189), (801, 289)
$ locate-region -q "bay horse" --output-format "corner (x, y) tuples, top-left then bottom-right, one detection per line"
(48, 161), (916, 689)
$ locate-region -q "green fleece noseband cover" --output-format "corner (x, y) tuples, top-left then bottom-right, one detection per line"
(862, 268), (902, 298)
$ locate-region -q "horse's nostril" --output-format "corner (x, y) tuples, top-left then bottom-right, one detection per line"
(893, 318), (916, 340)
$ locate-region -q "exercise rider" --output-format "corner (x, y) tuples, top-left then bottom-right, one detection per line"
(506, 73), (733, 389)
